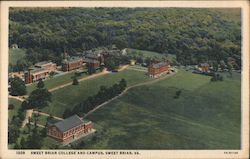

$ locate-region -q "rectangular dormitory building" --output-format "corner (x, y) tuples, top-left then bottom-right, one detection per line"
(47, 115), (93, 143)
(62, 57), (83, 71)
(148, 61), (171, 78)
(24, 61), (57, 84)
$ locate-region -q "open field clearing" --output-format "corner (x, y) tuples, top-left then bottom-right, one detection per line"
(40, 69), (153, 117)
(26, 70), (88, 94)
(83, 70), (241, 149)
(126, 48), (176, 62)
(9, 48), (26, 65)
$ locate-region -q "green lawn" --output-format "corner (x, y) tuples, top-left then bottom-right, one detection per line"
(8, 98), (22, 120)
(9, 48), (26, 65)
(41, 69), (152, 117)
(126, 48), (176, 62)
(32, 114), (60, 126)
(27, 70), (88, 94)
(82, 70), (241, 149)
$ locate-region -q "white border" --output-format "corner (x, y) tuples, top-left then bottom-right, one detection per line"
(0, 1), (249, 159)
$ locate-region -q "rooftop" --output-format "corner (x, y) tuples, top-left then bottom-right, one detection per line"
(30, 68), (48, 74)
(85, 53), (100, 59)
(82, 58), (100, 64)
(35, 61), (53, 66)
(200, 63), (209, 67)
(151, 61), (170, 69)
(53, 115), (84, 133)
(63, 57), (82, 64)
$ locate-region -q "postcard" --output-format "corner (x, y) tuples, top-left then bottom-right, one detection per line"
(0, 1), (249, 159)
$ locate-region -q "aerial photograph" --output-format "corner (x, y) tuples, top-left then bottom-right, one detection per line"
(8, 7), (241, 149)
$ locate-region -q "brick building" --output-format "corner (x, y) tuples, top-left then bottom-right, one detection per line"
(200, 63), (210, 73)
(24, 61), (57, 84)
(47, 115), (93, 143)
(82, 58), (100, 69)
(85, 53), (104, 65)
(62, 57), (83, 71)
(34, 61), (57, 72)
(24, 68), (50, 84)
(148, 61), (170, 78)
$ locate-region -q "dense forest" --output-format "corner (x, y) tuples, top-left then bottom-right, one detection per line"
(9, 8), (241, 68)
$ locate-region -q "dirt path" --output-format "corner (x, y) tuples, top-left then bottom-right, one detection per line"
(30, 122), (45, 128)
(48, 69), (109, 92)
(84, 70), (177, 118)
(21, 109), (33, 128)
(8, 95), (25, 102)
(48, 65), (129, 92)
(127, 67), (147, 72)
(33, 110), (63, 120)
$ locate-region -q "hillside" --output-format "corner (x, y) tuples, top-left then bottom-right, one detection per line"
(9, 8), (241, 66)
(84, 70), (241, 149)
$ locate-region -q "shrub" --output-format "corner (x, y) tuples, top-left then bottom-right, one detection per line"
(8, 104), (14, 110)
(72, 78), (79, 85)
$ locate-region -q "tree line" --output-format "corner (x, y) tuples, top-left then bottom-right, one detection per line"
(63, 78), (127, 118)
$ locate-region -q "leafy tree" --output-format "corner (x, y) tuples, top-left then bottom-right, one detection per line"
(72, 77), (79, 85)
(63, 108), (72, 119)
(25, 127), (43, 149)
(8, 125), (20, 144)
(13, 142), (21, 149)
(119, 78), (127, 90)
(17, 107), (25, 121)
(227, 63), (233, 77)
(37, 79), (45, 89)
(27, 88), (52, 109)
(9, 77), (27, 96)
(87, 64), (96, 75)
(20, 137), (26, 148)
(21, 100), (28, 110)
(104, 57), (117, 71)
(8, 104), (14, 110)
(9, 8), (241, 67)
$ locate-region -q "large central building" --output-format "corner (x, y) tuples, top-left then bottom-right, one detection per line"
(62, 57), (83, 71)
(148, 61), (171, 78)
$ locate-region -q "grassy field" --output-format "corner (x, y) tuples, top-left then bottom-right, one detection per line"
(8, 98), (22, 120)
(26, 70), (88, 94)
(9, 48), (26, 65)
(82, 70), (241, 149)
(40, 69), (152, 117)
(126, 48), (176, 62)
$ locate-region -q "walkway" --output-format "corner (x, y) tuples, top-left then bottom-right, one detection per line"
(48, 65), (129, 92)
(12, 64), (130, 128)
(30, 122), (45, 128)
(84, 70), (177, 118)
(33, 110), (63, 121)
(8, 95), (25, 102)
(21, 109), (33, 128)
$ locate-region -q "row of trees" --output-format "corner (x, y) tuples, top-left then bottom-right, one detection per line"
(9, 8), (241, 68)
(63, 78), (127, 118)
